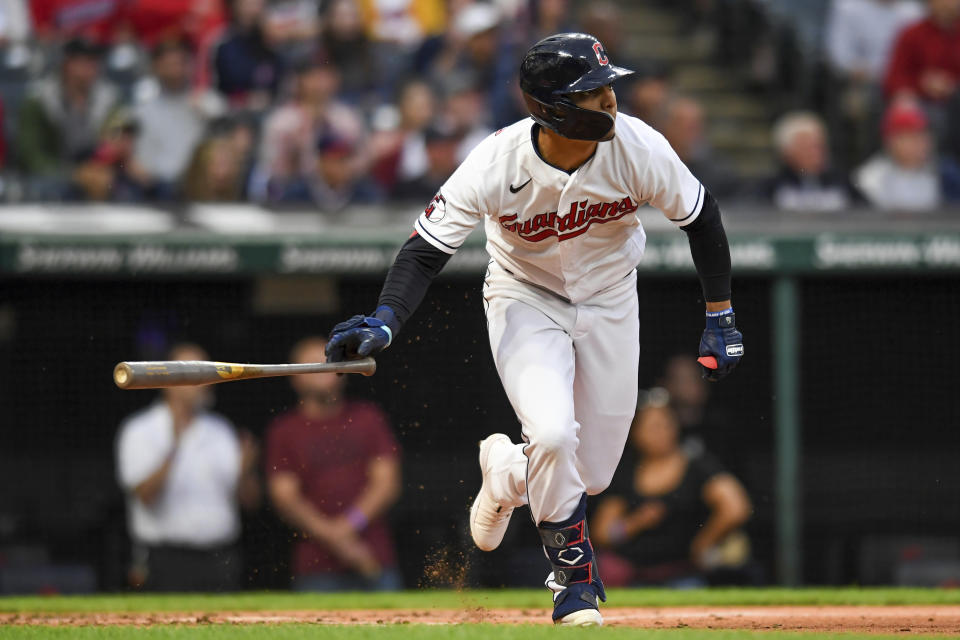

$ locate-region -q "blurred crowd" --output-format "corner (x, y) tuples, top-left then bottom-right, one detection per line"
(778, 0), (960, 212)
(115, 340), (754, 591)
(0, 0), (958, 212)
(0, 0), (569, 208)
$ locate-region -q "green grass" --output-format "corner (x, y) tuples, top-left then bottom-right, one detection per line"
(1, 587), (959, 614)
(3, 626), (959, 640)
(4, 590), (960, 639)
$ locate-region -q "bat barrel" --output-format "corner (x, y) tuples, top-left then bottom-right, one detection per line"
(113, 360), (236, 389)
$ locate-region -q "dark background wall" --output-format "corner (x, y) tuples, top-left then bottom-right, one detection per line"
(0, 274), (956, 589)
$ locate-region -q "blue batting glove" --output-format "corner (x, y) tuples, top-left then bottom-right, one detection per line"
(698, 308), (743, 382)
(325, 307), (396, 362)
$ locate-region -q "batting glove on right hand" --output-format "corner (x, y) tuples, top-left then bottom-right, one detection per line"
(698, 308), (743, 382)
(326, 308), (394, 363)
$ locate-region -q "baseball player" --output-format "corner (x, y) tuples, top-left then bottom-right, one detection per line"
(326, 33), (743, 625)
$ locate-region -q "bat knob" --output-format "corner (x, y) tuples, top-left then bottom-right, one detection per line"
(113, 363), (133, 388)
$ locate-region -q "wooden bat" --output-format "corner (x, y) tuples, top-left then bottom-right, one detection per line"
(113, 358), (376, 389)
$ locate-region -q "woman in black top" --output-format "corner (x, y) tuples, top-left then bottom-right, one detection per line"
(592, 397), (752, 586)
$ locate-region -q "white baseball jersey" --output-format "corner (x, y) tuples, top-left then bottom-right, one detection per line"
(414, 113), (704, 302)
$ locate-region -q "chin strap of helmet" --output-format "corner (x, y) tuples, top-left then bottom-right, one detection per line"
(524, 94), (614, 141)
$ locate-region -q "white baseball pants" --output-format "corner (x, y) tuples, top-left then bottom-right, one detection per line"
(481, 260), (640, 525)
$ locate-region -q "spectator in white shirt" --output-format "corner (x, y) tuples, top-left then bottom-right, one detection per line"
(0, 0), (30, 48)
(825, 0), (925, 163)
(132, 38), (226, 198)
(116, 342), (259, 591)
(854, 102), (960, 210)
(827, 0), (924, 83)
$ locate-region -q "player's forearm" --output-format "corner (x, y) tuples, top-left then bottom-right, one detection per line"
(706, 300), (731, 312)
(681, 190), (732, 304)
(375, 234), (452, 335)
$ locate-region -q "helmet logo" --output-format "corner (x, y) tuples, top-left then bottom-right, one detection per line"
(593, 42), (609, 66)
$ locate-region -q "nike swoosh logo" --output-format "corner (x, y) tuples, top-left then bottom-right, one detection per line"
(509, 178), (532, 193)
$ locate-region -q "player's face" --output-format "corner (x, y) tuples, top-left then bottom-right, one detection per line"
(568, 84), (618, 140)
(569, 84), (617, 115)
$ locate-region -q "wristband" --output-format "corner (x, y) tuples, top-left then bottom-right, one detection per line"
(705, 307), (733, 318)
(345, 506), (369, 532)
(706, 311), (736, 330)
(373, 305), (399, 344)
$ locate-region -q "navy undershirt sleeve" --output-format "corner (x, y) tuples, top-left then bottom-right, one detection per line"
(680, 190), (732, 303)
(374, 233), (452, 335)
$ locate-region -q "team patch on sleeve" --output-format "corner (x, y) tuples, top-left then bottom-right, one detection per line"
(424, 193), (446, 223)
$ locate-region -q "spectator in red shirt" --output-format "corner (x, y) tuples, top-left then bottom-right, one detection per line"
(266, 336), (402, 591)
(121, 0), (225, 51)
(885, 0), (960, 103)
(30, 0), (121, 44)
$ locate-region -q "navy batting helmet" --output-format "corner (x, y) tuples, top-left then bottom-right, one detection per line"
(519, 33), (634, 141)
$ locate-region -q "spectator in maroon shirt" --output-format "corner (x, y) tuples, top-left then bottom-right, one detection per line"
(266, 336), (402, 592)
(885, 0), (960, 104)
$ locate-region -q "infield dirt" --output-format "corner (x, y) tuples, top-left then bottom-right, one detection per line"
(3, 605), (959, 634)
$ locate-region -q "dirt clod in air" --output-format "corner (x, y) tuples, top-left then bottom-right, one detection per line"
(420, 544), (472, 591)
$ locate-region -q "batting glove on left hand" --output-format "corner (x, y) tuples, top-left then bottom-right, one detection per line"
(326, 307), (395, 363)
(698, 308), (743, 382)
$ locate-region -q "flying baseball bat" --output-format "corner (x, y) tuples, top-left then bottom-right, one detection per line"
(113, 358), (376, 390)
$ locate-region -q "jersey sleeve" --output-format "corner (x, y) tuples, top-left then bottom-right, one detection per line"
(413, 147), (485, 254)
(640, 130), (705, 228)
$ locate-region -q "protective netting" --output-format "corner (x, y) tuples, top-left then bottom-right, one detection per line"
(0, 274), (956, 590)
